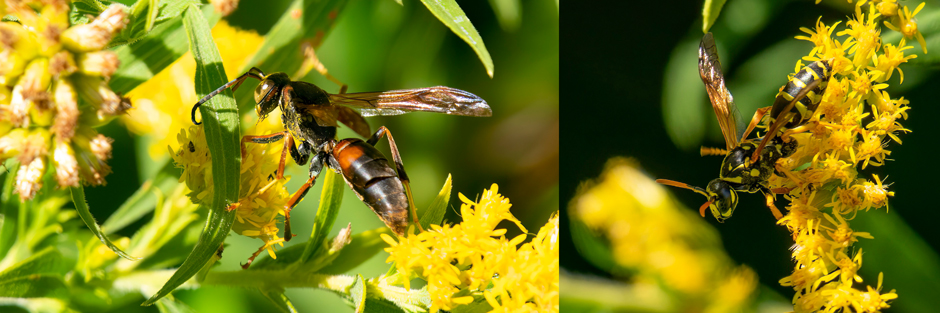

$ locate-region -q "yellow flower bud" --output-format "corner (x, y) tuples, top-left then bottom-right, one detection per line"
(77, 51), (119, 78)
(15, 156), (45, 201)
(52, 79), (78, 141)
(0, 128), (27, 159)
(20, 58), (52, 101)
(53, 139), (79, 187)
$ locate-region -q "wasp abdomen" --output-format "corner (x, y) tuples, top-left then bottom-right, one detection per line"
(770, 60), (833, 127)
(333, 139), (409, 235)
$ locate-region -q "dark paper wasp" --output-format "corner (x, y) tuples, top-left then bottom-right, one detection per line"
(192, 67), (491, 251)
(656, 32), (832, 222)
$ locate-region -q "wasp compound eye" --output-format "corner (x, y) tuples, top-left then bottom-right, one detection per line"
(706, 179), (738, 222)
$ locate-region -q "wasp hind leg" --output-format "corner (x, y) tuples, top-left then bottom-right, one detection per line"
(742, 106), (772, 142)
(367, 126), (423, 233)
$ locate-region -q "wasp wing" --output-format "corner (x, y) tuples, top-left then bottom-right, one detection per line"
(329, 86), (492, 117)
(336, 105), (372, 138)
(699, 33), (741, 150)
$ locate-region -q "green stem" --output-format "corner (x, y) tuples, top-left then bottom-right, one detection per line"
(200, 270), (356, 292)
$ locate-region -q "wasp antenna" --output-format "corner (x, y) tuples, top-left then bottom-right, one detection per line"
(655, 179), (709, 197)
(191, 70), (267, 125)
(700, 146), (729, 156)
(699, 199), (713, 217)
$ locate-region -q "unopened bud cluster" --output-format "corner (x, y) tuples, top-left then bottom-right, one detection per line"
(0, 1), (131, 201)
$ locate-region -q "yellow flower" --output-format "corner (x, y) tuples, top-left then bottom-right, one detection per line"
(570, 159), (758, 312)
(169, 114), (291, 266)
(767, 3), (918, 310)
(883, 2), (927, 53)
(0, 1), (129, 200)
(382, 184), (558, 313)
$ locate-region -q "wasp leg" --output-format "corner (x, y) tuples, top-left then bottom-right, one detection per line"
(741, 106), (772, 142)
(367, 126), (423, 233)
(241, 132), (292, 178)
(240, 237), (285, 269)
(297, 41), (348, 94)
(780, 122), (814, 142)
(760, 185), (784, 220)
(281, 154), (327, 242)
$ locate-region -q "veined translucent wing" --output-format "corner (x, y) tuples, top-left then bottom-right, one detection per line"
(698, 32), (741, 150)
(328, 86), (492, 117)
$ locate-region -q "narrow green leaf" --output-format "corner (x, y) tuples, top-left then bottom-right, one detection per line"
(260, 290), (298, 313)
(70, 185), (139, 260)
(419, 174), (451, 230)
(853, 208), (940, 313)
(318, 227), (392, 274)
(110, 17), (188, 94)
(112, 0), (200, 46)
(0, 162), (20, 261)
(70, 0), (109, 25)
(301, 170), (345, 264)
(102, 160), (177, 233)
(0, 297), (68, 312)
(240, 0), (349, 74)
(420, 0), (495, 77)
(0, 248), (71, 282)
(154, 295), (197, 313)
(349, 274), (367, 313)
(661, 37), (708, 150)
(0, 276), (68, 299)
(702, 0), (727, 33)
(143, 4), (241, 305)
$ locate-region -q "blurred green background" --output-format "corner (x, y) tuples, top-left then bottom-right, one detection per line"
(81, 0), (557, 311)
(561, 0), (940, 311)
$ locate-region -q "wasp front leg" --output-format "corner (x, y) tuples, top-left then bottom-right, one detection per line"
(759, 185), (784, 220)
(367, 126), (423, 232)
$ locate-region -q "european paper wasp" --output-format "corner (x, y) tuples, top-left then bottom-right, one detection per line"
(656, 32), (832, 222)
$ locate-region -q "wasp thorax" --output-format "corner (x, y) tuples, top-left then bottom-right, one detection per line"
(706, 178), (737, 222)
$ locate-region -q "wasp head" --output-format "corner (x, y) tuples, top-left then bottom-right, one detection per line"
(705, 178), (738, 222)
(254, 72), (291, 121)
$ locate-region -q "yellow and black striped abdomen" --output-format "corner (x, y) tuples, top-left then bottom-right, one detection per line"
(769, 59), (833, 128)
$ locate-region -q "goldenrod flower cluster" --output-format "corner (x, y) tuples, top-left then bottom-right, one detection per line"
(0, 1), (130, 201)
(170, 116), (291, 262)
(571, 158), (758, 312)
(766, 2), (921, 311)
(381, 184), (559, 313)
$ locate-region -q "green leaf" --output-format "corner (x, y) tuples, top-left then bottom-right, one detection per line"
(419, 0), (495, 77)
(853, 208), (940, 313)
(319, 227), (392, 274)
(0, 297), (68, 313)
(0, 276), (68, 299)
(661, 37), (708, 151)
(349, 274), (367, 313)
(142, 4), (241, 305)
(111, 0), (200, 46)
(70, 185), (139, 260)
(110, 17), (189, 94)
(154, 295), (197, 313)
(0, 248), (72, 282)
(702, 0), (727, 33)
(0, 162), (20, 261)
(240, 0), (349, 73)
(419, 174), (451, 230)
(301, 170), (345, 264)
(260, 290), (298, 313)
(102, 160), (178, 234)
